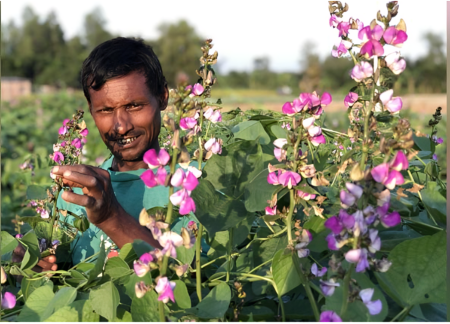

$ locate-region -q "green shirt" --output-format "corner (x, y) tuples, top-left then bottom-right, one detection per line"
(57, 157), (201, 264)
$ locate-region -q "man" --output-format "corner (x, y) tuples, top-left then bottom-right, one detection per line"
(34, 37), (196, 268)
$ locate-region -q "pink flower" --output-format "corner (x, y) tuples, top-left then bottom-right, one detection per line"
(204, 108), (222, 123)
(159, 231), (183, 259)
(140, 167), (167, 188)
(204, 138), (222, 154)
(189, 83), (204, 97)
(143, 149), (170, 169)
(267, 171), (280, 185)
(332, 40), (352, 58)
(310, 134), (326, 146)
(133, 253), (154, 277)
(187, 165), (202, 178)
(358, 25), (385, 58)
(379, 89), (403, 113)
(80, 128), (89, 137)
(384, 170), (405, 190)
(63, 119), (70, 126)
(385, 52), (406, 75)
(390, 151), (408, 171)
(359, 288), (382, 315)
(329, 14), (341, 28)
(265, 206), (277, 215)
(170, 189), (196, 215)
(383, 26), (408, 47)
(58, 126), (68, 135)
(180, 117), (197, 130)
(297, 190), (316, 201)
(371, 163), (390, 183)
(282, 102), (296, 116)
(351, 61), (373, 82)
(308, 126), (322, 137)
(155, 277), (176, 303)
(281, 122), (291, 130)
(344, 92), (359, 107)
(171, 169), (199, 191)
(379, 211), (401, 228)
(52, 152), (64, 165)
(320, 310), (342, 322)
(302, 117), (315, 129)
(278, 171), (301, 189)
(71, 138), (82, 149)
(337, 21), (350, 37)
(274, 148), (287, 162)
(1, 292), (16, 309)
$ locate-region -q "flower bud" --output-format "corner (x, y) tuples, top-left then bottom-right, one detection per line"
(1, 266), (6, 284)
(135, 281), (150, 298)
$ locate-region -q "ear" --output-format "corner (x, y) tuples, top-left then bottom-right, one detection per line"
(159, 84), (169, 111)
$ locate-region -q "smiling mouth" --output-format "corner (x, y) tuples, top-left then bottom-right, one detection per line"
(116, 135), (139, 146)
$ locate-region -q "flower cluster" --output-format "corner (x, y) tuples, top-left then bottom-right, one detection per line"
(294, 229), (313, 258)
(282, 91), (332, 117)
(27, 199), (50, 219)
(371, 150), (408, 190)
(50, 112), (89, 166)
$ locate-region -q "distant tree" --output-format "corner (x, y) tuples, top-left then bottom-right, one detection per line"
(153, 20), (204, 88)
(319, 55), (354, 94)
(298, 41), (321, 92)
(82, 7), (114, 52)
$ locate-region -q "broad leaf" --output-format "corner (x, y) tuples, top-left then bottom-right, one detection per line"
(131, 290), (161, 322)
(1, 231), (18, 255)
(253, 233), (288, 266)
(272, 250), (303, 296)
(89, 281), (120, 321)
(186, 282), (231, 319)
(191, 179), (251, 236)
(119, 242), (138, 266)
(168, 280), (191, 310)
(16, 285), (55, 322)
(176, 245), (195, 265)
(26, 184), (48, 200)
(231, 120), (271, 144)
(20, 230), (41, 270)
(87, 240), (106, 283)
(104, 257), (130, 280)
(41, 287), (77, 321)
(68, 299), (100, 322)
(420, 182), (446, 225)
(43, 306), (79, 322)
(375, 231), (446, 307)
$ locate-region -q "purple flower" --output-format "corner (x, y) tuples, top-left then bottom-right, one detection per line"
(143, 149), (170, 169)
(159, 231), (183, 259)
(379, 211), (401, 228)
(351, 61), (373, 82)
(297, 190), (316, 201)
(155, 277), (176, 303)
(383, 26), (408, 47)
(133, 253), (154, 277)
(311, 263), (327, 277)
(320, 310), (342, 322)
(368, 229), (381, 253)
(337, 21), (350, 37)
(359, 288), (382, 315)
(325, 216), (344, 234)
(320, 278), (340, 296)
(432, 154), (438, 161)
(332, 40), (352, 58)
(52, 152), (64, 165)
(1, 292), (16, 309)
(326, 233), (340, 251)
(345, 248), (370, 272)
(436, 137), (444, 145)
(344, 92), (359, 108)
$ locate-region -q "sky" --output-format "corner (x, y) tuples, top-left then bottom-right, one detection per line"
(1, 0), (447, 73)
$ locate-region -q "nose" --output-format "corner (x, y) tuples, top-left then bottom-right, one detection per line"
(113, 108), (133, 135)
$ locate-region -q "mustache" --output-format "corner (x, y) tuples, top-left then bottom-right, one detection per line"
(104, 132), (141, 142)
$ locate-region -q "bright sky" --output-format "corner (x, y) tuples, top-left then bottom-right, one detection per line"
(1, 0), (447, 73)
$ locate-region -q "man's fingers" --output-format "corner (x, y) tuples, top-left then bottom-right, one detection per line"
(61, 190), (96, 208)
(60, 171), (101, 190)
(43, 255), (57, 264)
(52, 165), (109, 178)
(37, 259), (58, 271)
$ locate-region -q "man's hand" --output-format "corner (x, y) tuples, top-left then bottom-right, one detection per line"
(12, 244), (57, 274)
(51, 165), (121, 226)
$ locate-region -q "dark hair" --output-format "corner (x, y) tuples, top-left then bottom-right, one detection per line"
(81, 37), (167, 105)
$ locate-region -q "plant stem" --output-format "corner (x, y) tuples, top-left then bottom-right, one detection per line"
(226, 228), (234, 282)
(340, 263), (355, 318)
(68, 251), (100, 271)
(293, 254), (320, 321)
(286, 190), (295, 244)
(390, 305), (413, 322)
(195, 224), (204, 302)
(159, 301), (166, 322)
(248, 258), (273, 274)
(165, 147), (178, 225)
(50, 188), (61, 240)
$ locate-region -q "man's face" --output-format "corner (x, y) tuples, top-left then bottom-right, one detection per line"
(89, 71), (166, 170)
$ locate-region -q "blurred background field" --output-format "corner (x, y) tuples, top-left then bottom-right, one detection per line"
(1, 4), (446, 234)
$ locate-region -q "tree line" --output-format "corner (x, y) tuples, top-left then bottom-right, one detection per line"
(1, 6), (446, 94)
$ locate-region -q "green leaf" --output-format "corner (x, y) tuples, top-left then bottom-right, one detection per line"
(1, 231), (18, 255)
(341, 149), (357, 162)
(104, 257), (130, 280)
(131, 290), (160, 322)
(87, 240), (106, 283)
(313, 147), (331, 172)
(244, 169), (289, 212)
(253, 233), (288, 266)
(202, 139), (264, 199)
(21, 276), (48, 302)
(176, 245), (195, 265)
(41, 287), (77, 321)
(303, 216), (326, 233)
(186, 282), (231, 319)
(272, 250), (303, 296)
(65, 270), (88, 288)
(43, 306), (79, 322)
(20, 230), (41, 270)
(89, 281), (120, 321)
(119, 242), (138, 266)
(26, 184), (48, 200)
(124, 273), (153, 300)
(16, 285), (55, 322)
(131, 239), (154, 258)
(67, 300), (100, 322)
(191, 179), (251, 236)
(413, 134), (432, 152)
(424, 161), (439, 178)
(231, 120), (271, 144)
(378, 230), (421, 252)
(352, 272), (388, 322)
(421, 182), (446, 225)
(168, 280), (191, 310)
(375, 231), (447, 307)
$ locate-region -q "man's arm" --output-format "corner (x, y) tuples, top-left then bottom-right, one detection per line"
(53, 165), (162, 250)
